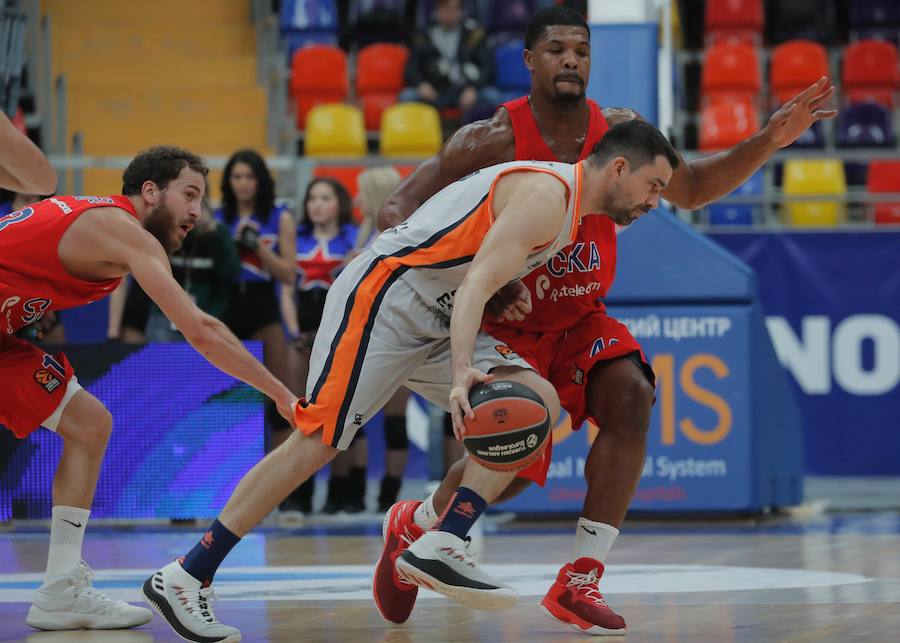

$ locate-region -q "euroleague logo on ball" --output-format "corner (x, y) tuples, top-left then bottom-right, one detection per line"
(526, 433), (538, 449)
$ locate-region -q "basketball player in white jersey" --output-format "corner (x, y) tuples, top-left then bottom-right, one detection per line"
(144, 120), (679, 642)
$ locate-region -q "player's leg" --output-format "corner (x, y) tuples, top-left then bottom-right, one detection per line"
(378, 388), (410, 512)
(5, 349), (152, 630)
(146, 265), (429, 642)
(540, 315), (654, 636)
(395, 353), (560, 611)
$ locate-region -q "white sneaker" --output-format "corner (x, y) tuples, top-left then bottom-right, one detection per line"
(141, 561), (241, 642)
(26, 560), (152, 630)
(463, 516), (484, 562)
(396, 530), (518, 611)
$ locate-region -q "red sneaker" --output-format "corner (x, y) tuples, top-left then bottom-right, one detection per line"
(540, 558), (626, 636)
(372, 500), (425, 623)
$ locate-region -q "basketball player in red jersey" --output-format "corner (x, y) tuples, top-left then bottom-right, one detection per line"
(0, 146), (297, 632)
(373, 6), (837, 634)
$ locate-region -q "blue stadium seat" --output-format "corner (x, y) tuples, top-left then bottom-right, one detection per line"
(280, 0), (339, 58)
(836, 102), (895, 148)
(347, 0), (408, 46)
(487, 0), (534, 42)
(849, 0), (900, 43)
(708, 170), (763, 225)
(495, 41), (530, 102)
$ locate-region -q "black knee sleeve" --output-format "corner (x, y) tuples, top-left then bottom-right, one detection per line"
(384, 416), (409, 450)
(442, 412), (454, 437)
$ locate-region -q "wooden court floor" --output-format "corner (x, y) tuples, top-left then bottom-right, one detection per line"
(1, 513), (899, 642)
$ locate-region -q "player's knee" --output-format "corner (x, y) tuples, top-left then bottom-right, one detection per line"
(384, 416), (408, 450)
(590, 370), (654, 439)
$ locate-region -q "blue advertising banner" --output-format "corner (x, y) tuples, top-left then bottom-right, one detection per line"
(709, 231), (900, 476)
(500, 306), (758, 513)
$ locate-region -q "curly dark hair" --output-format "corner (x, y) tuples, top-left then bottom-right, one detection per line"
(299, 178), (353, 228)
(220, 149), (276, 225)
(122, 146), (208, 196)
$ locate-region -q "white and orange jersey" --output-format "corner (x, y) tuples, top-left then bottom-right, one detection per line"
(369, 159), (584, 323)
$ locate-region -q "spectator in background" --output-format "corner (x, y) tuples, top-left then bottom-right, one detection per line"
(355, 167), (411, 511)
(216, 150), (297, 453)
(120, 197), (241, 343)
(279, 178), (359, 517)
(400, 0), (499, 118)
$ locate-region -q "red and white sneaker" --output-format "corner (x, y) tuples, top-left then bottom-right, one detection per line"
(540, 558), (626, 636)
(372, 500), (424, 624)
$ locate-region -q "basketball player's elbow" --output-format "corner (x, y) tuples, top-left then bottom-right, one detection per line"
(26, 164), (57, 196)
(182, 313), (223, 355)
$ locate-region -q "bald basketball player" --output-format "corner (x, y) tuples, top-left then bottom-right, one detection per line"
(373, 6), (837, 635)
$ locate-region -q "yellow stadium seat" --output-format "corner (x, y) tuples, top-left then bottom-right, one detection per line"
(379, 103), (442, 158)
(783, 160), (846, 226)
(304, 104), (367, 158)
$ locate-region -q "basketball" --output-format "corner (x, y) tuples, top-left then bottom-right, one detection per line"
(462, 380), (550, 472)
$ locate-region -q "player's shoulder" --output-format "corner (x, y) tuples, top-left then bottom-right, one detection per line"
(443, 107), (514, 163)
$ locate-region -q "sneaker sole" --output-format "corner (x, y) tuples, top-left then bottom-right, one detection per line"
(539, 603), (626, 636)
(395, 553), (518, 611)
(26, 604), (152, 630)
(140, 576), (241, 643)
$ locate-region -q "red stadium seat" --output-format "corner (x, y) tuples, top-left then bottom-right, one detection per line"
(842, 40), (899, 108)
(704, 0), (764, 45)
(770, 40), (829, 105)
(290, 45), (348, 129)
(357, 43), (409, 130)
(867, 160), (900, 224)
(699, 100), (759, 150)
(701, 41), (761, 105)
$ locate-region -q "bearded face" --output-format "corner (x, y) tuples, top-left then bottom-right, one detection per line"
(143, 197), (183, 255)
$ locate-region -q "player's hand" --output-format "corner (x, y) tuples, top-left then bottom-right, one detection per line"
(485, 280), (532, 322)
(449, 366), (494, 441)
(763, 77), (838, 149)
(277, 393), (299, 429)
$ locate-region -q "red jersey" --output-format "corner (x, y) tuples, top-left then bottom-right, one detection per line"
(0, 195), (138, 334)
(485, 96), (616, 333)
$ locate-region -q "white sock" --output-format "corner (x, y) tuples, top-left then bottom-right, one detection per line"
(413, 490), (439, 529)
(44, 506), (90, 583)
(573, 517), (619, 563)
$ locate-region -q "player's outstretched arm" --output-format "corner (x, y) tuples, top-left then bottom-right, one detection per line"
(0, 112), (57, 195)
(377, 114), (513, 230)
(604, 77), (837, 210)
(448, 172), (567, 434)
(104, 216), (298, 424)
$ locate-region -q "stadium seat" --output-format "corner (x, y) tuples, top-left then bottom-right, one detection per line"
(290, 45), (348, 129)
(704, 0), (764, 45)
(280, 0), (339, 58)
(305, 104), (367, 157)
(836, 102), (895, 148)
(783, 159), (846, 226)
(786, 119), (826, 149)
(380, 103), (442, 158)
(699, 100), (758, 151)
(356, 43), (409, 130)
(495, 41), (531, 102)
(700, 41), (760, 105)
(768, 0), (837, 45)
(866, 160), (900, 224)
(708, 170), (763, 225)
(769, 40), (830, 105)
(842, 40), (898, 108)
(849, 0), (900, 30)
